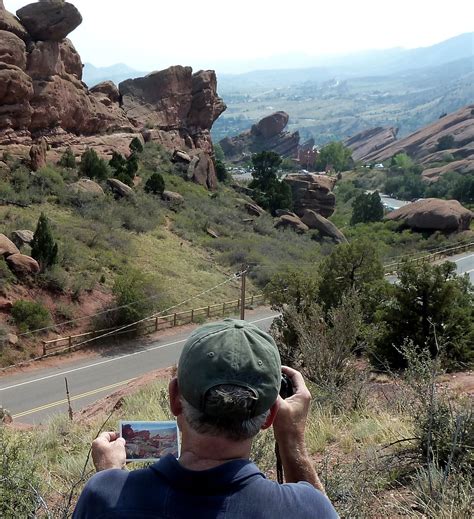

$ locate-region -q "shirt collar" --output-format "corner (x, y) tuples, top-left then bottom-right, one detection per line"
(150, 454), (264, 492)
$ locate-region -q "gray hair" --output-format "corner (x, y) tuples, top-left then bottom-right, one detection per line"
(181, 384), (270, 441)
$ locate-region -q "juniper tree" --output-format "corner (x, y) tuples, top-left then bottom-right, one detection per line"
(31, 213), (58, 271)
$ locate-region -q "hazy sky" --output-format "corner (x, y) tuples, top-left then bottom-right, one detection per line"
(5, 0), (474, 73)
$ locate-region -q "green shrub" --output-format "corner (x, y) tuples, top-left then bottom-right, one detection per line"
(80, 148), (109, 181)
(58, 147), (76, 168)
(0, 256), (15, 295)
(437, 134), (455, 151)
(351, 191), (384, 225)
(0, 428), (45, 517)
(144, 172), (165, 195)
(40, 265), (69, 293)
(31, 213), (58, 271)
(129, 137), (144, 154)
(95, 269), (164, 329)
(11, 300), (51, 333)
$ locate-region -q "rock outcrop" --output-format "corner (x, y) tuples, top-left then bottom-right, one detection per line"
(11, 229), (34, 247)
(6, 252), (40, 275)
(0, 233), (20, 256)
(300, 209), (347, 244)
(16, 2), (82, 41)
(283, 174), (336, 218)
(344, 127), (398, 162)
(219, 111), (300, 162)
(70, 178), (104, 196)
(0, 1), (226, 189)
(274, 214), (309, 234)
(386, 198), (473, 232)
(107, 178), (134, 198)
(351, 105), (474, 168)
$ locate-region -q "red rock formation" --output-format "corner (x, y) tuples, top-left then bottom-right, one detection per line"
(356, 105), (474, 165)
(220, 111), (300, 162)
(386, 198), (473, 232)
(344, 127), (398, 162)
(283, 174), (337, 218)
(0, 1), (226, 189)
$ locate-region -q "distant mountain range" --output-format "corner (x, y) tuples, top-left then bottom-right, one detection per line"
(83, 33), (473, 145)
(83, 63), (147, 87)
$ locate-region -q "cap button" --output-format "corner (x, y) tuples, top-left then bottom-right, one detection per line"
(234, 322), (245, 329)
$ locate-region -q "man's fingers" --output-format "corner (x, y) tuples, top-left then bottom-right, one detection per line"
(281, 366), (309, 396)
(96, 431), (120, 443)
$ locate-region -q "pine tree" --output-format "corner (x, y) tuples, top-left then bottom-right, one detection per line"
(31, 213), (58, 271)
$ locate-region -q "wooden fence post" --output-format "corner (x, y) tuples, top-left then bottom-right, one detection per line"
(68, 336), (72, 351)
(191, 309), (194, 323)
(42, 341), (47, 356)
(173, 313), (177, 327)
(207, 305), (210, 317)
(155, 316), (159, 332)
(222, 302), (225, 316)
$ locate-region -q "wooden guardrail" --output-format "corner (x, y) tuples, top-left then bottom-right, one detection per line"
(384, 241), (474, 275)
(42, 294), (265, 355)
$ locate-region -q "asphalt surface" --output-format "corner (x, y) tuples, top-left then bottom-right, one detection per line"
(0, 308), (279, 425)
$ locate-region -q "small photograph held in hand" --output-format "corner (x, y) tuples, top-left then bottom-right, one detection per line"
(119, 421), (180, 462)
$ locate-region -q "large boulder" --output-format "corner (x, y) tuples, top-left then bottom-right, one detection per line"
(251, 111), (289, 139)
(0, 2), (28, 40)
(90, 80), (120, 104)
(275, 214), (309, 234)
(107, 178), (134, 198)
(220, 111), (299, 162)
(16, 2), (82, 41)
(386, 198), (473, 232)
(29, 136), (48, 171)
(236, 198), (265, 217)
(6, 253), (40, 275)
(11, 229), (34, 247)
(284, 174), (337, 218)
(300, 209), (347, 244)
(186, 149), (217, 190)
(70, 178), (104, 196)
(0, 233), (20, 256)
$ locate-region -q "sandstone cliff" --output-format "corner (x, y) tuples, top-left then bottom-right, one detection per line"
(0, 1), (225, 188)
(345, 105), (474, 181)
(219, 111), (300, 162)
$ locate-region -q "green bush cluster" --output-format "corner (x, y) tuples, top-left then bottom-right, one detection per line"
(11, 300), (51, 333)
(80, 148), (109, 181)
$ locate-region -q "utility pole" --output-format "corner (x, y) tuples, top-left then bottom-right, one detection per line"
(240, 265), (247, 321)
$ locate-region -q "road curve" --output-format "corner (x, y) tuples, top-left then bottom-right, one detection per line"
(0, 309), (279, 425)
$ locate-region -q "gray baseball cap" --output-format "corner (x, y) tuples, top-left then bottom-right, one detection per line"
(178, 319), (282, 418)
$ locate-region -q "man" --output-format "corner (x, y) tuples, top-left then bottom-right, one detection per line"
(73, 319), (338, 518)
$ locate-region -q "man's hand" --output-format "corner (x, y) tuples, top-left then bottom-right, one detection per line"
(273, 366), (324, 492)
(273, 366), (311, 443)
(92, 431), (126, 472)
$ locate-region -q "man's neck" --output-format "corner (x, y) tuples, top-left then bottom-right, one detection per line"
(178, 425), (252, 471)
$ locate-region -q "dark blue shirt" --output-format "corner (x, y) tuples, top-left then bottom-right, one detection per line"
(73, 455), (338, 518)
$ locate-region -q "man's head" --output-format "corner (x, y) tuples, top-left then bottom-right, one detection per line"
(173, 319), (282, 441)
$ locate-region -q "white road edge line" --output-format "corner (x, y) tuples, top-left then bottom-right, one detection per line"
(0, 314), (280, 392)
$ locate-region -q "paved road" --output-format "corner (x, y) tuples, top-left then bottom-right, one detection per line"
(449, 251), (474, 284)
(385, 250), (474, 285)
(0, 308), (279, 425)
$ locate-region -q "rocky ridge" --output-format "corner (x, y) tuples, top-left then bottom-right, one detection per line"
(0, 1), (225, 188)
(344, 105), (474, 181)
(219, 111), (300, 162)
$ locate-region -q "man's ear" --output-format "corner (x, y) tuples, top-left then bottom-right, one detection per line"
(169, 378), (183, 417)
(261, 399), (280, 430)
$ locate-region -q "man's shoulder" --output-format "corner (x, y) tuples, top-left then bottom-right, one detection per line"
(250, 479), (338, 518)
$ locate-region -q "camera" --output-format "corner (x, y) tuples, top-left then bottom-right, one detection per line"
(279, 373), (293, 399)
